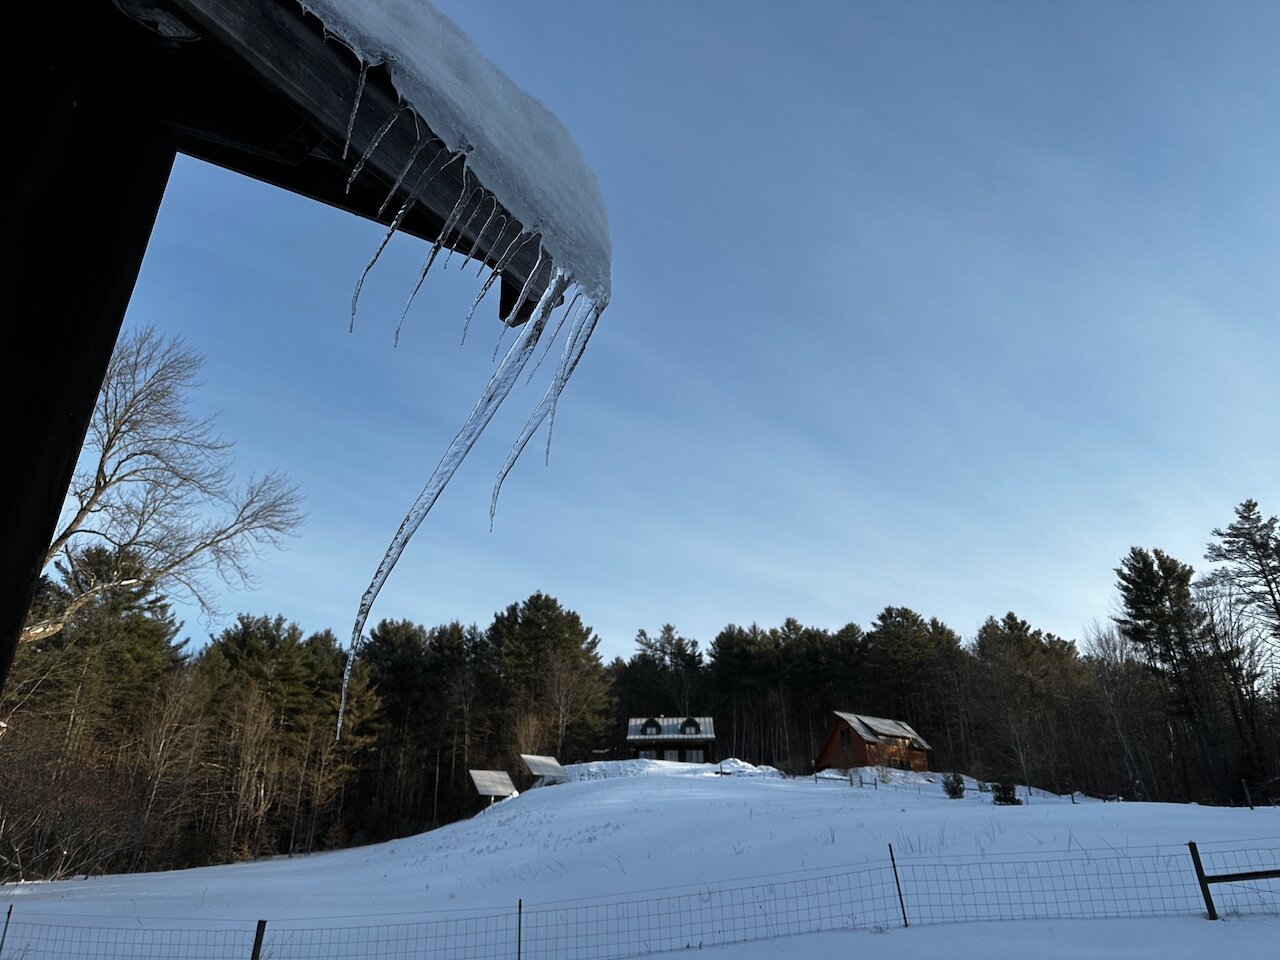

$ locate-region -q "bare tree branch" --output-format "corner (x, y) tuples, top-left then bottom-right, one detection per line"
(22, 326), (304, 644)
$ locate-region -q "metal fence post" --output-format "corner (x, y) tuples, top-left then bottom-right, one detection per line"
(888, 844), (909, 928)
(250, 919), (268, 960)
(0, 903), (12, 958)
(1187, 842), (1218, 921)
(517, 898), (523, 960)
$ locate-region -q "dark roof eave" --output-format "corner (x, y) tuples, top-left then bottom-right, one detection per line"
(167, 0), (552, 320)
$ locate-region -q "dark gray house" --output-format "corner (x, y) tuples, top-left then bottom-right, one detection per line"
(627, 716), (716, 763)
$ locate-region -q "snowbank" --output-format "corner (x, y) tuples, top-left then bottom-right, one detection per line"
(4, 761), (1277, 959)
(566, 756), (784, 781)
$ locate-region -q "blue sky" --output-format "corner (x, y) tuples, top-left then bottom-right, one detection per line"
(124, 1), (1280, 662)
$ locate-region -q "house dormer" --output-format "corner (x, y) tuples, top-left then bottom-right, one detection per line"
(680, 717), (701, 736)
(641, 717), (662, 737)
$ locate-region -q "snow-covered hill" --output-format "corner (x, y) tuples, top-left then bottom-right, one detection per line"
(3, 761), (1277, 958)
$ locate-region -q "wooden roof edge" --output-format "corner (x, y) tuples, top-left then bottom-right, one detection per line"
(165, 0), (553, 320)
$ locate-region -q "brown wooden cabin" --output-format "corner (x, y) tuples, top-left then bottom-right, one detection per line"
(627, 716), (716, 764)
(814, 711), (931, 773)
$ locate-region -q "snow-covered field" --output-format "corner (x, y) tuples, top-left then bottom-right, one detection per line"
(3, 761), (1278, 958)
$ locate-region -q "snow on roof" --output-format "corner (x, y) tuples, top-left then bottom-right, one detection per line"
(298, 0), (611, 301)
(626, 716), (716, 740)
(833, 711), (932, 751)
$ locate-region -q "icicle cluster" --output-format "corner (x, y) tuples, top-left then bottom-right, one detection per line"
(333, 124), (607, 743)
(296, 1), (611, 738)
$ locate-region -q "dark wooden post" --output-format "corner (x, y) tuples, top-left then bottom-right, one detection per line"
(0, 6), (178, 694)
(1242, 780), (1254, 810)
(888, 843), (909, 928)
(250, 919), (268, 959)
(516, 898), (523, 960)
(0, 903), (12, 957)
(1187, 842), (1218, 921)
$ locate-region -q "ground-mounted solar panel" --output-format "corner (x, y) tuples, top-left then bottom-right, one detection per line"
(469, 769), (517, 798)
(520, 754), (569, 781)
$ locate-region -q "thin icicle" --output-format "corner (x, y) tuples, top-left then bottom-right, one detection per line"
(377, 134), (441, 218)
(443, 189), (491, 271)
(489, 296), (602, 527)
(394, 188), (476, 345)
(336, 269), (573, 739)
(462, 204), (500, 270)
(350, 149), (464, 332)
(544, 301), (603, 463)
(343, 61), (369, 160)
(543, 299), (600, 463)
(460, 229), (534, 344)
(476, 217), (511, 277)
(346, 105), (404, 193)
(491, 245), (545, 363)
(490, 316), (515, 363)
(457, 209), (503, 346)
(528, 290), (584, 384)
(500, 246), (544, 326)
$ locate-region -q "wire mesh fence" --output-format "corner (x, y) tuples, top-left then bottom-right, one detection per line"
(520, 865), (899, 960)
(262, 913), (516, 960)
(1, 840), (1276, 960)
(898, 852), (1201, 923)
(0, 920), (255, 960)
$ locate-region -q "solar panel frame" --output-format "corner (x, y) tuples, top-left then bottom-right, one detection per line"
(469, 769), (518, 797)
(520, 754), (569, 780)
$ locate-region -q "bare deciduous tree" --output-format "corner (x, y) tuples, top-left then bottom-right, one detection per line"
(22, 326), (304, 645)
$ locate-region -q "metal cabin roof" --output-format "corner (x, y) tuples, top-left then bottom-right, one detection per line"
(833, 711), (932, 751)
(626, 716), (716, 741)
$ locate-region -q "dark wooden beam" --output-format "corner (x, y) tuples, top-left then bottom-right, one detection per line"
(0, 8), (179, 691)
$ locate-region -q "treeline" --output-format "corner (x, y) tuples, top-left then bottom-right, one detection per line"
(1, 579), (609, 881)
(3, 501), (1279, 881)
(608, 499), (1280, 804)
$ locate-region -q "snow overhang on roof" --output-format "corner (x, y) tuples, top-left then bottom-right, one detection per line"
(297, 0), (611, 304)
(159, 0), (610, 317)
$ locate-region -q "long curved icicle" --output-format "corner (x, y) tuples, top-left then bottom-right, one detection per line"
(337, 268), (574, 737)
(488, 300), (602, 528)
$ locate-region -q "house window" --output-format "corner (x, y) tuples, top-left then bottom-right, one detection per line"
(664, 749), (679, 762)
(686, 749), (704, 763)
(639, 749), (657, 760)
(641, 718), (661, 736)
(840, 728), (851, 748)
(680, 718), (701, 735)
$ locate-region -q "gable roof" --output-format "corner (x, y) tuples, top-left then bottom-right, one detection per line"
(626, 716), (716, 741)
(833, 711), (931, 751)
